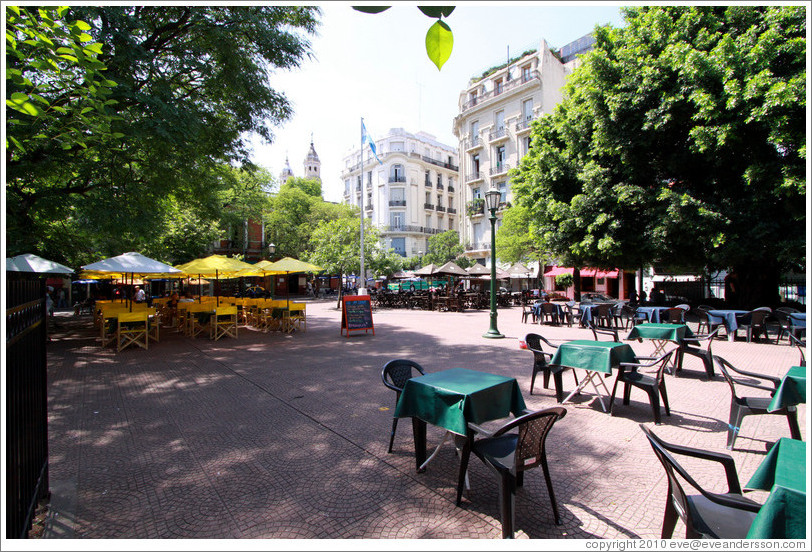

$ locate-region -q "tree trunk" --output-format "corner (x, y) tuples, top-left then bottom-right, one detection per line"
(336, 271), (344, 310)
(732, 263), (781, 309)
(573, 268), (582, 301)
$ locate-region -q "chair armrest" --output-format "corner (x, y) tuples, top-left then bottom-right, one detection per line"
(725, 365), (781, 388)
(651, 433), (745, 494)
(467, 422), (496, 439)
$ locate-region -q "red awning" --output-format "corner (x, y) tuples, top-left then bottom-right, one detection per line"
(596, 269), (619, 278)
(580, 268), (597, 277)
(543, 266), (573, 277)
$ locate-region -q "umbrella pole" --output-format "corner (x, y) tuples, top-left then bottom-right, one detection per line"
(216, 269), (220, 306)
(198, 273), (202, 302)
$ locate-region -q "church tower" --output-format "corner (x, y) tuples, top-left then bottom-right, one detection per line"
(279, 154), (294, 187)
(304, 134), (321, 181)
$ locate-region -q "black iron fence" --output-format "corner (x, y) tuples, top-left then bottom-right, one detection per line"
(655, 276), (806, 307)
(6, 275), (49, 539)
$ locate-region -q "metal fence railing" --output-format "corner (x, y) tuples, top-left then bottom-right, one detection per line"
(6, 275), (50, 539)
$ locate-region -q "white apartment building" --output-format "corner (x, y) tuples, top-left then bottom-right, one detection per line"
(341, 128), (459, 258)
(452, 35), (596, 265)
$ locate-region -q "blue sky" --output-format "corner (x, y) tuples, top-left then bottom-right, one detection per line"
(249, 2), (628, 202)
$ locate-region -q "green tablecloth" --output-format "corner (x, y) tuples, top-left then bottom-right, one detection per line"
(626, 323), (694, 342)
(393, 368), (526, 436)
(549, 340), (637, 375)
(745, 438), (807, 539)
(767, 366), (806, 413)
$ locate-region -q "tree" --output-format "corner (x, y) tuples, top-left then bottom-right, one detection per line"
(307, 216), (394, 307)
(495, 203), (544, 265)
(6, 6), (320, 267)
(511, 5), (806, 307)
(423, 230), (466, 266)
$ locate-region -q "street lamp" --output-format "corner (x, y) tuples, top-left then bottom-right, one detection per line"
(483, 187), (504, 339)
(267, 242), (276, 260)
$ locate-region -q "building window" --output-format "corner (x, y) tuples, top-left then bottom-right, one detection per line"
(425, 171), (431, 186)
(470, 120), (479, 138)
(391, 140), (404, 152)
(391, 164), (405, 182)
(390, 212), (403, 228)
(391, 188), (405, 203)
(437, 174), (442, 187)
(498, 181), (507, 203)
(367, 171), (372, 187)
(495, 110), (505, 131)
(344, 179), (350, 195)
(523, 136), (531, 156)
(469, 90), (478, 106)
(473, 187), (481, 199)
(522, 99), (533, 121)
(494, 77), (503, 95)
(495, 145), (506, 168)
(522, 64), (532, 83)
(472, 153), (480, 174)
(391, 237), (406, 257)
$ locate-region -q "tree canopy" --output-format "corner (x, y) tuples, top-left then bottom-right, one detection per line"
(6, 5), (321, 267)
(511, 5), (806, 306)
(423, 230), (471, 268)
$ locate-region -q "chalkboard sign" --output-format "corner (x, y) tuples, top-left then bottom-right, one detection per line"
(341, 295), (374, 337)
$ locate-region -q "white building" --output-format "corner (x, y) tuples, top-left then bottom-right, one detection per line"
(341, 128), (459, 258)
(451, 35), (595, 265)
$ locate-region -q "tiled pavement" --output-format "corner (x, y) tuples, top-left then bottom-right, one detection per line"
(41, 299), (807, 541)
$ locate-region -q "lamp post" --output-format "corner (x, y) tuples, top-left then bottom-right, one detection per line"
(483, 187), (504, 339)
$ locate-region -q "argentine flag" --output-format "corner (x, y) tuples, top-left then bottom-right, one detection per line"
(361, 119), (383, 165)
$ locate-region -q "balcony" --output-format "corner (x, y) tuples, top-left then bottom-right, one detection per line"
(466, 171), (483, 183)
(389, 175), (406, 183)
(466, 198), (485, 217)
(389, 200), (406, 207)
(436, 206), (446, 213)
(386, 225), (443, 235)
(436, 183), (444, 191)
(422, 155), (459, 172)
(365, 204), (373, 211)
(465, 242), (491, 252)
(465, 136), (483, 151)
(515, 117), (535, 133)
(490, 163), (510, 176)
(424, 180), (432, 188)
(447, 185), (455, 193)
(447, 207), (457, 214)
(461, 70), (540, 112)
(489, 127), (508, 142)
(424, 203), (435, 210)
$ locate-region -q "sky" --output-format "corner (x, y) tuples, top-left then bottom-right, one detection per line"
(249, 2), (628, 203)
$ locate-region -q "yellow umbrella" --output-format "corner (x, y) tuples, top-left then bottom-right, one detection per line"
(175, 254), (256, 305)
(264, 257), (323, 308)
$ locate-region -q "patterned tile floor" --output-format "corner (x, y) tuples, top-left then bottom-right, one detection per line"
(41, 300), (806, 541)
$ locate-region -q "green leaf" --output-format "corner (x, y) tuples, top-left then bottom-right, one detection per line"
(7, 97), (41, 116)
(425, 20), (453, 70)
(418, 7), (455, 18)
(75, 20), (92, 31)
(352, 6), (390, 14)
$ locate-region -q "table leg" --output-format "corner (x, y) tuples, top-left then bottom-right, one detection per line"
(412, 417), (427, 473)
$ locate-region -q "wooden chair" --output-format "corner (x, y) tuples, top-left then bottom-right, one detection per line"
(288, 303), (306, 332)
(147, 307), (160, 344)
(210, 306), (238, 341)
(117, 311), (149, 352)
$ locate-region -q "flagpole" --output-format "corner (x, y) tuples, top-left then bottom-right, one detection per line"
(358, 117), (367, 295)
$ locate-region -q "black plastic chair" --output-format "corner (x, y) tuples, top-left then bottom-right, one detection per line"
(539, 302), (560, 325)
(675, 327), (722, 380)
(695, 307), (722, 335)
(456, 407), (567, 539)
(664, 307), (686, 324)
(587, 321), (619, 342)
(640, 425), (760, 539)
(774, 309), (804, 344)
(788, 334), (806, 366)
(610, 349), (675, 425)
(595, 303), (616, 328)
(520, 304), (536, 324)
(738, 309), (772, 343)
(713, 355), (801, 449)
(381, 359), (426, 453)
(525, 333), (578, 402)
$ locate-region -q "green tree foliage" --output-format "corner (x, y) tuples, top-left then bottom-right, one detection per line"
(307, 216), (398, 305)
(495, 203), (542, 265)
(6, 5), (320, 267)
(265, 179), (356, 260)
(423, 230), (466, 266)
(511, 5), (806, 307)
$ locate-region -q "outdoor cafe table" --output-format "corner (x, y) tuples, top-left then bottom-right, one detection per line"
(745, 437), (806, 539)
(707, 309), (750, 341)
(549, 340), (637, 412)
(767, 366), (806, 413)
(626, 323), (694, 368)
(789, 313), (806, 336)
(578, 304), (600, 326)
(393, 367), (526, 473)
(634, 306), (671, 324)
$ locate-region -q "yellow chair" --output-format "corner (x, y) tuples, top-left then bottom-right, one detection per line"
(210, 306), (238, 341)
(289, 303), (306, 332)
(147, 307), (160, 343)
(186, 303), (214, 338)
(100, 305), (127, 346)
(117, 311), (149, 352)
